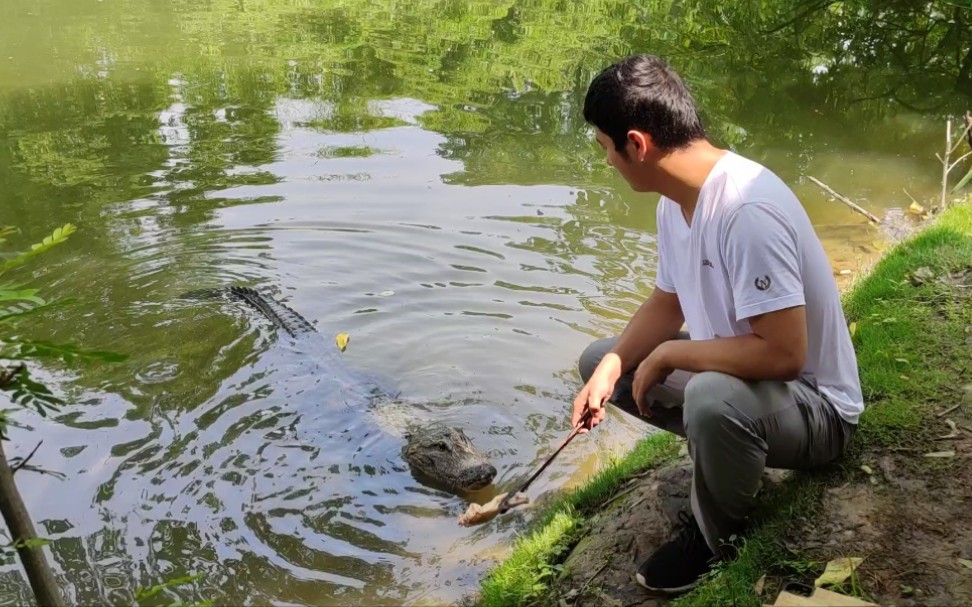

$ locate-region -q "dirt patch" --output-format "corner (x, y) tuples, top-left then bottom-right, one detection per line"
(784, 416), (972, 606)
(548, 464), (692, 607)
(542, 409), (972, 607)
(543, 461), (791, 607)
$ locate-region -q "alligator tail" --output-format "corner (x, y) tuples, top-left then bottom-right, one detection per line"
(184, 286), (318, 337)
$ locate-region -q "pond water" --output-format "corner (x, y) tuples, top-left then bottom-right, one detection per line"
(0, 1), (968, 605)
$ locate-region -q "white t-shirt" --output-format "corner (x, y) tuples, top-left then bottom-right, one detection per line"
(655, 151), (864, 424)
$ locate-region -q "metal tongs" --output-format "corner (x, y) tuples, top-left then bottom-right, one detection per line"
(497, 409), (593, 514)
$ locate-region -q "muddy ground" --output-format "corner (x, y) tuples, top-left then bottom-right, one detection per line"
(543, 400), (972, 607)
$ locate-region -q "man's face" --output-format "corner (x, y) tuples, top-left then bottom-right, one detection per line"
(593, 127), (651, 192)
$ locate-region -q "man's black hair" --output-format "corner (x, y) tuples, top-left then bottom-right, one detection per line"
(583, 54), (706, 155)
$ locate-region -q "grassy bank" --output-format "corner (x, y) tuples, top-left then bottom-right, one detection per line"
(472, 200), (972, 607)
(474, 433), (681, 607)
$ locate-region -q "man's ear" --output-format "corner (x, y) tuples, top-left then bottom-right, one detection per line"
(626, 130), (653, 161)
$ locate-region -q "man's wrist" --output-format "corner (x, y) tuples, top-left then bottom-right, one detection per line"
(650, 340), (678, 370)
(597, 352), (623, 383)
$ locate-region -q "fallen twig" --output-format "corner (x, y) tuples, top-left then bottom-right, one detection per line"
(9, 442), (42, 476)
(937, 404), (961, 418)
(580, 560), (611, 596)
(624, 469), (657, 485)
(882, 447), (922, 453)
(602, 485), (640, 510)
(903, 188), (920, 207)
(807, 176), (882, 224)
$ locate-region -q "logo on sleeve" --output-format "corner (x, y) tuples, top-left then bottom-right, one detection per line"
(754, 275), (772, 291)
(702, 259), (713, 268)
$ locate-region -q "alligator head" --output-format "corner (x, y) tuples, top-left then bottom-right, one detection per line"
(402, 423), (497, 492)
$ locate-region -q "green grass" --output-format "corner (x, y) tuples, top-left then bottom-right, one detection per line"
(472, 201), (972, 607)
(474, 432), (680, 607)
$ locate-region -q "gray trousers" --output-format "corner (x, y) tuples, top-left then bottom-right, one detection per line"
(579, 335), (855, 556)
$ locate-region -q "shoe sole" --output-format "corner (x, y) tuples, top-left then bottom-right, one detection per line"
(635, 572), (699, 595)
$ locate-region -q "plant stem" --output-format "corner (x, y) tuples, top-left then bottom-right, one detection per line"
(943, 118), (952, 210)
(0, 440), (65, 607)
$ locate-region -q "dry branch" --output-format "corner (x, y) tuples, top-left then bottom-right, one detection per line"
(807, 176), (882, 224)
(0, 440), (65, 607)
(965, 111), (972, 152)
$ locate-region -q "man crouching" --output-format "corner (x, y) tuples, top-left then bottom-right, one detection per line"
(572, 54), (863, 595)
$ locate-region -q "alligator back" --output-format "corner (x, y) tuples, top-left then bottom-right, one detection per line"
(180, 285), (498, 493)
(182, 285), (383, 393)
(223, 286), (318, 336)
(183, 286), (318, 337)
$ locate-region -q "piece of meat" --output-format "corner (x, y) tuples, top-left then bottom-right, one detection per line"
(458, 492), (530, 526)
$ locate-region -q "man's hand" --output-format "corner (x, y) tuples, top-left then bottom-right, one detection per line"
(632, 344), (674, 415)
(572, 354), (621, 434)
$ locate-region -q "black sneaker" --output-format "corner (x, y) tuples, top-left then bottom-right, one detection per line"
(635, 511), (716, 595)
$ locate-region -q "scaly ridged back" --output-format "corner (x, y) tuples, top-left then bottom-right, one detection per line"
(222, 286), (318, 337)
(179, 286), (320, 337)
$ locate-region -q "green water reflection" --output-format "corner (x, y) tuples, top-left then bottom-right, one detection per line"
(0, 0), (968, 604)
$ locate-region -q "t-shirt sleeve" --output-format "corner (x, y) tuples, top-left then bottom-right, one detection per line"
(655, 199), (677, 293)
(721, 201), (805, 320)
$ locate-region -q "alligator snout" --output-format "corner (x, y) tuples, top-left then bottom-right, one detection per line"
(458, 462), (498, 491)
(402, 423), (497, 492)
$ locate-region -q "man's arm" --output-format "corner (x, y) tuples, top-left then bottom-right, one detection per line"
(632, 200), (811, 410)
(572, 286), (684, 431)
(653, 304), (807, 382)
(574, 197), (685, 430)
(606, 287), (685, 377)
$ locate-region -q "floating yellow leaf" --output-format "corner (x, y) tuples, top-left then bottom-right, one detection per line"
(335, 332), (350, 352)
(815, 557), (865, 587)
(849, 322), (857, 337)
(908, 201), (926, 216)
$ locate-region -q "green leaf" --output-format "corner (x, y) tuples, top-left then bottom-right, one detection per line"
(7, 341), (127, 364)
(0, 365), (64, 420)
(0, 289), (44, 305)
(0, 223), (76, 277)
(13, 538), (51, 550)
(951, 164), (972, 193)
(134, 573), (204, 602)
(0, 298), (74, 324)
(134, 584), (165, 601)
(0, 226), (16, 244)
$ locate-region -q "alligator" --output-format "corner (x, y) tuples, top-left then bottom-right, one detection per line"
(185, 286), (497, 493)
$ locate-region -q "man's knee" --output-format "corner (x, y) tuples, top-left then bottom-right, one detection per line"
(683, 371), (749, 438)
(578, 337), (617, 382)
